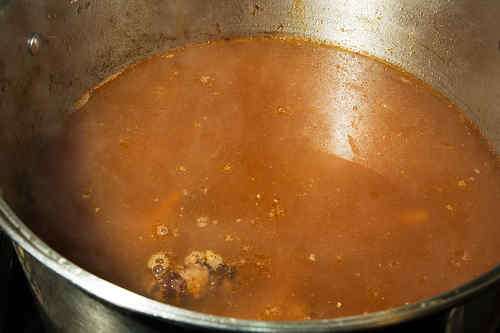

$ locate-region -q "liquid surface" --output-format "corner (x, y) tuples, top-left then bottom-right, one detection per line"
(28, 37), (500, 320)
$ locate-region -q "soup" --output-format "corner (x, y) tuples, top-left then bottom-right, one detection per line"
(27, 37), (500, 320)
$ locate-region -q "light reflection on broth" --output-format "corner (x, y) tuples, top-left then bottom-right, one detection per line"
(27, 37), (500, 320)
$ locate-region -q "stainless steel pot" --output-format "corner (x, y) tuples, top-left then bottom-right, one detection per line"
(0, 1), (499, 332)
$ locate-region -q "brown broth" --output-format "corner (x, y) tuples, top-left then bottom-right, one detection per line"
(27, 37), (500, 320)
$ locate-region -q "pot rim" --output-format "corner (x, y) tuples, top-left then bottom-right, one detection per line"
(0, 198), (499, 332)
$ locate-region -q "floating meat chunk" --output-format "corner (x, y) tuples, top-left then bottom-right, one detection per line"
(159, 271), (187, 297)
(147, 251), (170, 270)
(185, 250), (224, 271)
(146, 250), (234, 301)
(179, 263), (210, 299)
